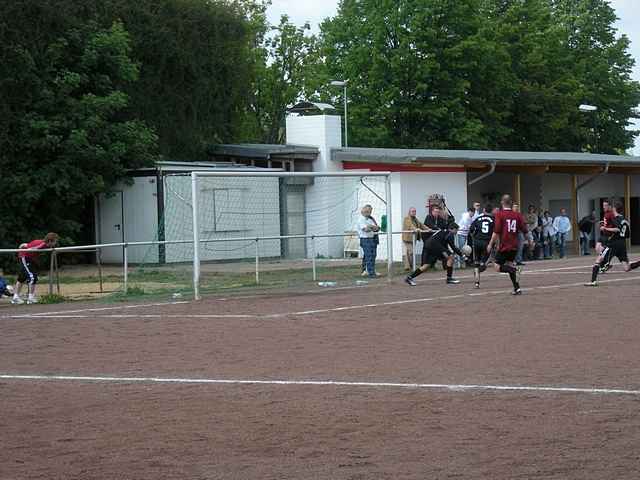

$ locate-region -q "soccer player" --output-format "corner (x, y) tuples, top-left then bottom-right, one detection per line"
(12, 232), (59, 305)
(585, 202), (640, 286)
(405, 223), (465, 286)
(486, 195), (527, 295)
(468, 203), (494, 289)
(597, 200), (616, 273)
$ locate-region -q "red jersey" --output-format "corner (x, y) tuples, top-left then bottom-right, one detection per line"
(494, 209), (527, 252)
(18, 239), (47, 259)
(601, 211), (616, 238)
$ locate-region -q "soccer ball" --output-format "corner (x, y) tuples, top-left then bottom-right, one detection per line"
(461, 245), (472, 256)
(5, 285), (13, 296)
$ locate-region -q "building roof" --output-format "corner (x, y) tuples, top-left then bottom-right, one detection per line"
(132, 161), (282, 175)
(210, 144), (319, 161)
(333, 147), (640, 174)
(287, 101), (337, 114)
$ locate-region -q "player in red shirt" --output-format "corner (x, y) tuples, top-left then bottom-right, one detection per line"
(12, 232), (59, 305)
(486, 195), (527, 295)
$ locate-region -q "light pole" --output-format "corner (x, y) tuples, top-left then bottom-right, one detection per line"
(330, 80), (348, 147)
(579, 104), (598, 153)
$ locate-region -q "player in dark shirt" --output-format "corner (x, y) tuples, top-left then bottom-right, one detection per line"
(486, 195), (527, 295)
(585, 202), (640, 286)
(405, 223), (466, 286)
(468, 204), (494, 289)
(422, 205), (451, 242)
(597, 201), (616, 273)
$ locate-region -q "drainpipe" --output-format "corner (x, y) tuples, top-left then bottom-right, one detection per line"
(577, 162), (609, 191)
(468, 161), (497, 186)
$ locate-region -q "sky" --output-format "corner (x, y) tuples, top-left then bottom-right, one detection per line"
(267, 0), (640, 154)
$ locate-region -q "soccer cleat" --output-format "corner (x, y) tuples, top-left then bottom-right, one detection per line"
(600, 264), (612, 274)
(475, 282), (480, 289)
(361, 271), (368, 277)
(11, 296), (24, 305)
(405, 276), (417, 286)
(27, 297), (38, 305)
(446, 277), (460, 284)
(584, 281), (598, 287)
(512, 288), (522, 296)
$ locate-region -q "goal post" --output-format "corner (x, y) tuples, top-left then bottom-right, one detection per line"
(190, 171), (393, 300)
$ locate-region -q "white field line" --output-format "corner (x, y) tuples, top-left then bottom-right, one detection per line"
(13, 301), (190, 318)
(1, 373), (639, 397)
(4, 274), (640, 320)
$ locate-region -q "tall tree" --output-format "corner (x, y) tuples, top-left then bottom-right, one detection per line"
(0, 13), (158, 250)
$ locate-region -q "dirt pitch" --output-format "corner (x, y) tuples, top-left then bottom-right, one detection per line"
(2, 256), (640, 479)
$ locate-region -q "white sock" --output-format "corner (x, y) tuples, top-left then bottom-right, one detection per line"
(13, 293), (20, 299)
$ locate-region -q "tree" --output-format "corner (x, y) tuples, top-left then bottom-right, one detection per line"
(238, 14), (320, 144)
(0, 13), (158, 251)
(317, 0), (516, 149)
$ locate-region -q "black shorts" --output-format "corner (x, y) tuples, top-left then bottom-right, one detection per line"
(17, 258), (39, 285)
(421, 247), (449, 267)
(603, 240), (628, 263)
(495, 250), (517, 266)
(472, 240), (490, 265)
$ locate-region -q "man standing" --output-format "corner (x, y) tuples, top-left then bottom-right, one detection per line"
(469, 204), (494, 289)
(487, 195), (527, 295)
(357, 205), (380, 278)
(405, 223), (465, 286)
(578, 211), (596, 255)
(12, 232), (59, 304)
(585, 202), (640, 286)
(552, 208), (572, 259)
(402, 207), (426, 271)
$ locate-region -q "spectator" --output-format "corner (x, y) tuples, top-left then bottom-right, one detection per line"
(541, 210), (556, 259)
(524, 205), (539, 260)
(12, 232), (59, 304)
(472, 201), (482, 220)
(357, 205), (381, 278)
(578, 211), (596, 255)
(531, 226), (545, 260)
(553, 208), (572, 258)
(402, 207), (425, 271)
(514, 203), (527, 266)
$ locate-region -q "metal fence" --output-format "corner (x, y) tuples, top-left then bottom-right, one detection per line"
(0, 230), (428, 299)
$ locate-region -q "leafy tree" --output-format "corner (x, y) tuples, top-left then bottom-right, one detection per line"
(0, 12), (158, 251)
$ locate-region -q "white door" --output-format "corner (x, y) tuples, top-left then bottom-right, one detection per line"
(285, 187), (306, 258)
(98, 191), (125, 263)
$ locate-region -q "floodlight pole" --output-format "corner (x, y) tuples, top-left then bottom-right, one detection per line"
(579, 104), (599, 153)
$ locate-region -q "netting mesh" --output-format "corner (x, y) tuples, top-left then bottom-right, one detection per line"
(69, 173), (390, 299)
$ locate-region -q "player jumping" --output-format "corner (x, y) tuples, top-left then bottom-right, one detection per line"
(585, 202), (640, 286)
(486, 195), (526, 295)
(468, 203), (494, 289)
(405, 222), (465, 286)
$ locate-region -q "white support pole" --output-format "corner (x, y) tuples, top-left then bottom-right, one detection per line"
(191, 172), (201, 300)
(385, 174), (393, 281)
(255, 240), (260, 285)
(311, 236), (317, 281)
(123, 244), (128, 294)
(412, 232), (417, 271)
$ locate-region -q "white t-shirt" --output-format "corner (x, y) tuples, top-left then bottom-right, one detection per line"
(357, 215), (377, 238)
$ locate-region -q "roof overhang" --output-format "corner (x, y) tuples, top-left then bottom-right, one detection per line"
(333, 147), (640, 174)
(210, 144), (319, 161)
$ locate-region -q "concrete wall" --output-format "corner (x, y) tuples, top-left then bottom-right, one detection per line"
(286, 114), (345, 257)
(467, 172), (542, 211)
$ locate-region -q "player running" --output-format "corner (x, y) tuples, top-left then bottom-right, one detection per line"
(486, 195), (527, 295)
(585, 202), (640, 286)
(11, 232), (59, 305)
(405, 222), (466, 286)
(468, 203), (494, 289)
(597, 200), (616, 273)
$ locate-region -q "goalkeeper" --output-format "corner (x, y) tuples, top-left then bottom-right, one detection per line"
(405, 222), (466, 286)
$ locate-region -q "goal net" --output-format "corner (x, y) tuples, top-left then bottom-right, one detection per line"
(129, 171), (393, 299)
